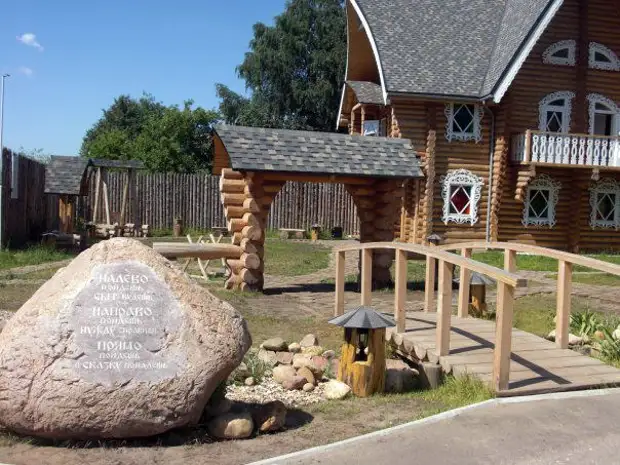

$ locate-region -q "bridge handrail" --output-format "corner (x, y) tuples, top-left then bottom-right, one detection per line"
(333, 241), (527, 392)
(438, 241), (620, 277)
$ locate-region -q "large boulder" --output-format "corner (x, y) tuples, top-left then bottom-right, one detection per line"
(0, 238), (251, 439)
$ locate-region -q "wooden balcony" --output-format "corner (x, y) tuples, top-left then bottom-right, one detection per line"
(512, 130), (620, 168)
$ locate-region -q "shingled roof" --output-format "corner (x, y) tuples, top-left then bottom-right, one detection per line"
(346, 81), (384, 105)
(354, 0), (558, 100)
(44, 156), (90, 195)
(214, 125), (423, 179)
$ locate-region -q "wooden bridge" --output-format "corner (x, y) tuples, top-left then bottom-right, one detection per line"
(333, 241), (620, 396)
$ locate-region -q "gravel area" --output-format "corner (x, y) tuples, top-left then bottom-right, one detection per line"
(226, 378), (328, 408)
(0, 311), (13, 326)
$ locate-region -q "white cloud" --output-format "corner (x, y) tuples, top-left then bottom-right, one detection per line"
(18, 66), (34, 77)
(16, 33), (44, 51)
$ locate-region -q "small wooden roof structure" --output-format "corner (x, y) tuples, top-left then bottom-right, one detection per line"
(44, 157), (145, 196)
(44, 156), (90, 196)
(212, 125), (423, 180)
(329, 306), (396, 329)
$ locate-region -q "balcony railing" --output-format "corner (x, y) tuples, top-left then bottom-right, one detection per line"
(512, 130), (620, 167)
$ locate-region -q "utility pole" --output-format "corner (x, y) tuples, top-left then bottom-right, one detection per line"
(0, 74), (10, 249)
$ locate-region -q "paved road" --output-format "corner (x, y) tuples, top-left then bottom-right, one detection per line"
(251, 389), (620, 465)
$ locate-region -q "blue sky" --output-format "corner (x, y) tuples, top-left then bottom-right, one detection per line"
(0, 0), (287, 155)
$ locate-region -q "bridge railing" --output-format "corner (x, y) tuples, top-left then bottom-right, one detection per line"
(440, 242), (620, 352)
(333, 242), (527, 392)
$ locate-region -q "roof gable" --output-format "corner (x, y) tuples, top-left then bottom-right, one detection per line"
(352, 0), (559, 100)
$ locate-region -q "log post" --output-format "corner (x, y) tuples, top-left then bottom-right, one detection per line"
(457, 248), (472, 318)
(220, 169), (283, 292)
(424, 256), (436, 312)
(555, 260), (573, 349)
(394, 248), (407, 333)
(493, 282), (515, 392)
(436, 259), (453, 357)
(335, 250), (346, 316)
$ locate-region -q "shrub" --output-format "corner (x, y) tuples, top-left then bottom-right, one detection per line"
(569, 310), (600, 338)
(597, 327), (620, 363)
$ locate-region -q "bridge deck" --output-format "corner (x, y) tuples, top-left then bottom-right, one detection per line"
(388, 312), (620, 396)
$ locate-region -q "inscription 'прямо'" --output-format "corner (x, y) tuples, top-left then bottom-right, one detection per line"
(68, 261), (185, 384)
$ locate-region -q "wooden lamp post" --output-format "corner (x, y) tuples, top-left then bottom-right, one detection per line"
(328, 306), (395, 397)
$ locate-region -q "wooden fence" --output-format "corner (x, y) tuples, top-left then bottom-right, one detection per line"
(1, 150), (58, 248)
(83, 172), (360, 234)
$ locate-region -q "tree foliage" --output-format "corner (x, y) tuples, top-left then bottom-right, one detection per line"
(80, 94), (219, 172)
(217, 0), (346, 131)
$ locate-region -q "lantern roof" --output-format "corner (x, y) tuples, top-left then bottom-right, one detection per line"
(329, 306), (396, 329)
(454, 271), (495, 286)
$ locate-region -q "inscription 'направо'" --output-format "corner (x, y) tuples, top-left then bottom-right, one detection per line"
(68, 261), (185, 385)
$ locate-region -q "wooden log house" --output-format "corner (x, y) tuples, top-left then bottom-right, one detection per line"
(338, 0), (620, 252)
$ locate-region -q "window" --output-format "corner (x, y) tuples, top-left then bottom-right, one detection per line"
(588, 94), (619, 136)
(522, 175), (561, 227)
(589, 43), (620, 71)
(362, 119), (387, 137)
(542, 40), (576, 66)
(440, 169), (484, 225)
(539, 91), (574, 133)
(590, 179), (620, 229)
(445, 104), (482, 142)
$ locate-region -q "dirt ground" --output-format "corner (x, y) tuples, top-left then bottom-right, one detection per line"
(0, 394), (446, 465)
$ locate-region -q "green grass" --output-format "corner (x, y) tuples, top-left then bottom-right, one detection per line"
(546, 272), (620, 286)
(0, 246), (72, 271)
(474, 251), (620, 272)
(263, 239), (330, 276)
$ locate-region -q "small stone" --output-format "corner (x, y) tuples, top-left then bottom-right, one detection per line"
(282, 376), (306, 391)
(252, 401), (287, 433)
(231, 362), (250, 382)
(322, 350), (336, 359)
(272, 365), (297, 385)
(257, 349), (278, 367)
(293, 354), (327, 378)
(301, 345), (324, 356)
(385, 359), (418, 393)
(594, 330), (606, 341)
(244, 377), (255, 386)
(323, 380), (351, 400)
(262, 338), (288, 352)
(300, 334), (320, 348)
(275, 352), (294, 366)
(613, 329), (620, 340)
(207, 412), (254, 440)
(547, 330), (583, 346)
(288, 343), (302, 353)
(297, 366), (316, 385)
(303, 383), (315, 392)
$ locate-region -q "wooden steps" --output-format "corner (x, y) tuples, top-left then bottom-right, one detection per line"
(388, 312), (620, 396)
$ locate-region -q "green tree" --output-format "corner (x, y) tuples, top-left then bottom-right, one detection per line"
(80, 94), (219, 172)
(217, 0), (346, 131)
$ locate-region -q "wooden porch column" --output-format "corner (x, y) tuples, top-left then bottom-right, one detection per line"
(346, 179), (404, 289)
(220, 169), (284, 292)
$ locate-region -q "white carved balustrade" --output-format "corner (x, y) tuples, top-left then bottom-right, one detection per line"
(512, 130), (620, 167)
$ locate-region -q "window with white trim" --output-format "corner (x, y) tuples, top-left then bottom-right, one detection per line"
(542, 40), (576, 66)
(445, 104), (482, 142)
(440, 169), (483, 225)
(522, 175), (561, 227)
(589, 43), (620, 71)
(539, 91), (574, 133)
(590, 178), (620, 229)
(588, 93), (619, 136)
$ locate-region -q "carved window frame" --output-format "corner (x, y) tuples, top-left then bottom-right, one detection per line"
(445, 103), (482, 143)
(587, 93), (619, 135)
(538, 91), (575, 133)
(522, 175), (562, 228)
(590, 178), (620, 229)
(440, 169), (484, 225)
(589, 43), (620, 71)
(542, 40), (576, 66)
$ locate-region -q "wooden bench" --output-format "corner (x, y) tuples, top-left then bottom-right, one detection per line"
(279, 228), (306, 240)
